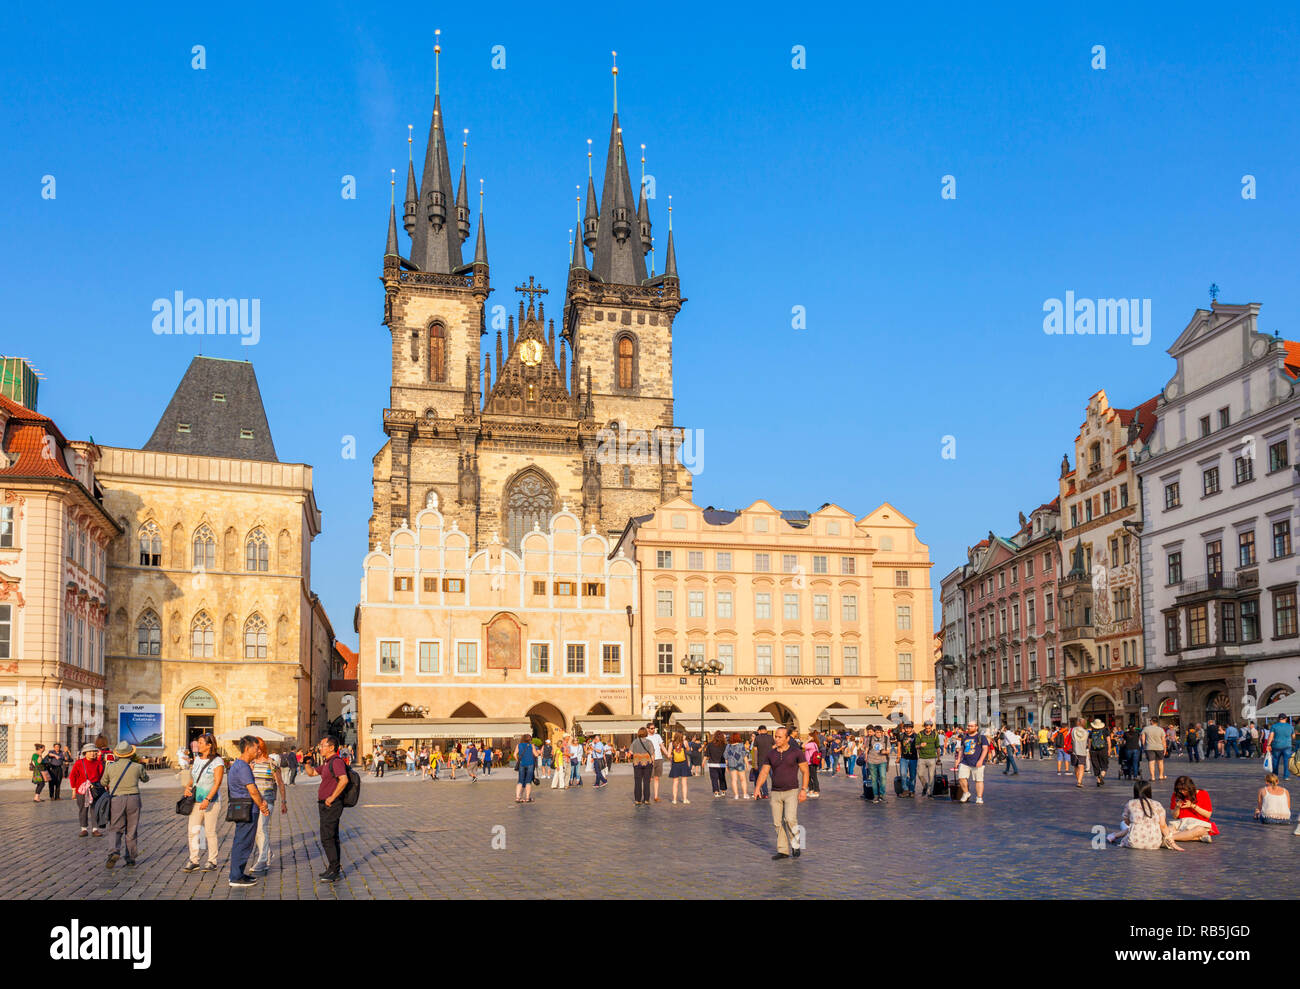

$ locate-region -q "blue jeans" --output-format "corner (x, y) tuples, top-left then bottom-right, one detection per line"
(902, 757), (918, 792)
(1226, 740), (1239, 758)
(569, 759), (580, 784)
(1003, 749), (1019, 774)
(1273, 747), (1292, 781)
(868, 762), (887, 796)
(229, 808), (259, 881)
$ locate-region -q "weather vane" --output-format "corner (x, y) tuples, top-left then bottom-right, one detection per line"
(1209, 283), (1220, 303)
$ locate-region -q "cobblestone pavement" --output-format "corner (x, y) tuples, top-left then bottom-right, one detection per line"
(2, 755), (1293, 899)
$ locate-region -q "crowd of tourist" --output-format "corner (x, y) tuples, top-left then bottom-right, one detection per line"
(22, 712), (1298, 873)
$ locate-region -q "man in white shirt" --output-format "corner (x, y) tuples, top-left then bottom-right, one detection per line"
(591, 735), (608, 787)
(1001, 727), (1021, 776)
(647, 724), (666, 802)
(1070, 718), (1091, 788)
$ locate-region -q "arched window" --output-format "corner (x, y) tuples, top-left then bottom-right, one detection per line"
(192, 524), (216, 571)
(190, 611), (214, 658)
(243, 613), (269, 659)
(138, 521), (162, 567)
(245, 528), (269, 571)
(616, 335), (636, 389)
(504, 469), (555, 553)
(136, 610), (161, 656)
(429, 323), (446, 382)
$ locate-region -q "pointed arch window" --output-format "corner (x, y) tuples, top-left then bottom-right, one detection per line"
(138, 521), (162, 567)
(429, 323), (446, 382)
(616, 334), (637, 389)
(243, 613), (269, 659)
(504, 469), (555, 553)
(190, 611), (214, 658)
(245, 528), (269, 571)
(192, 524), (216, 571)
(136, 610), (161, 656)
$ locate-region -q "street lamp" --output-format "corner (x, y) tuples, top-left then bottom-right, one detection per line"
(682, 656), (724, 738)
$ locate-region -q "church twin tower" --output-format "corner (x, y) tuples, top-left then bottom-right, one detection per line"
(371, 50), (692, 554)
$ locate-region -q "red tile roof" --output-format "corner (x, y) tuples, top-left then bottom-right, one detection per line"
(0, 393), (74, 480)
(1116, 395), (1159, 445)
(334, 642), (358, 680)
(1283, 340), (1300, 379)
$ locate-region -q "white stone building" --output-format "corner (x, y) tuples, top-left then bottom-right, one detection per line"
(1136, 302), (1300, 727)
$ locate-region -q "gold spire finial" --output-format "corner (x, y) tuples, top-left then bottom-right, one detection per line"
(461, 128), (468, 171)
(434, 28), (441, 96)
(668, 194), (673, 232)
(587, 138), (593, 178)
(407, 124), (413, 160)
(390, 168), (395, 207)
(479, 177), (484, 213)
(611, 50), (618, 113)
(576, 185), (582, 223)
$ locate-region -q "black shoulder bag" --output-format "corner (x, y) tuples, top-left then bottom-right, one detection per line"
(176, 756), (217, 816)
(225, 764), (254, 823)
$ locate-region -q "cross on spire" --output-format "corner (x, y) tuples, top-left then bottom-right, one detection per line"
(514, 276), (548, 309)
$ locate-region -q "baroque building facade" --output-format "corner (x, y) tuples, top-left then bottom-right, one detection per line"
(0, 377), (119, 778)
(1057, 389), (1157, 728)
(100, 357), (333, 752)
(1137, 302), (1300, 728)
(937, 562), (970, 724)
(616, 498), (934, 731)
(369, 59), (692, 558)
(962, 501), (1065, 728)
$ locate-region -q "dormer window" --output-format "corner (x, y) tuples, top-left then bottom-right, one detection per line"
(240, 429), (253, 440)
(213, 393), (226, 403)
(177, 423), (191, 433)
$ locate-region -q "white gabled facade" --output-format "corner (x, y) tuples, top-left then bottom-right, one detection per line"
(1136, 302), (1300, 727)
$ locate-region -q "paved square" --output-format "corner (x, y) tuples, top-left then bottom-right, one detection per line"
(2, 756), (1293, 899)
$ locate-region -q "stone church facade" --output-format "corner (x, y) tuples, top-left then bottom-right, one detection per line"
(369, 64), (692, 558)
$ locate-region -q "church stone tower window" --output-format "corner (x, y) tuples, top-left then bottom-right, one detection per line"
(616, 334), (637, 390)
(428, 323), (446, 382)
(504, 469), (555, 552)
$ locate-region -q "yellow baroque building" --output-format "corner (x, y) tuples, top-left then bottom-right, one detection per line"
(356, 500), (636, 757)
(617, 498), (935, 731)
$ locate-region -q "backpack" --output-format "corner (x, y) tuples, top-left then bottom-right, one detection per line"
(332, 755), (362, 808)
(809, 748), (821, 766)
(1089, 728), (1108, 751)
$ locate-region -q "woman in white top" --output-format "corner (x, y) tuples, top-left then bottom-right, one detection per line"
(181, 732), (225, 872)
(1256, 772), (1291, 824)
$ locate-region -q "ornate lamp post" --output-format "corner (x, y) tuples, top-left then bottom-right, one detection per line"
(682, 656), (724, 738)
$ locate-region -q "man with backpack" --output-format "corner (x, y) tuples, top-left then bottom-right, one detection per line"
(1087, 718), (1112, 787)
(302, 733), (352, 882)
(1069, 717), (1091, 788)
(915, 719), (942, 796)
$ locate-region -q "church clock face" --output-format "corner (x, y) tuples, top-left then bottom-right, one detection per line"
(519, 339), (543, 367)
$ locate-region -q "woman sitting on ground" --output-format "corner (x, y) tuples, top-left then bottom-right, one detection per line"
(1168, 775), (1219, 842)
(1109, 780), (1181, 850)
(1255, 773), (1291, 824)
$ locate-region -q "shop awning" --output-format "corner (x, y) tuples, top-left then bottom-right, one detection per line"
(369, 718), (531, 740)
(822, 708), (893, 729)
(667, 712), (773, 733)
(1255, 693), (1300, 719)
(572, 716), (650, 735)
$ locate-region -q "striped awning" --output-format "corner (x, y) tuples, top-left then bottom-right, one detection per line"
(368, 718), (531, 740)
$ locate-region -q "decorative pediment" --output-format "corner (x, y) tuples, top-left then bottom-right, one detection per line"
(485, 278), (575, 419)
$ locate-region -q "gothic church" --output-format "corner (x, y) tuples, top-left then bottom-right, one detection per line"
(370, 57), (693, 553)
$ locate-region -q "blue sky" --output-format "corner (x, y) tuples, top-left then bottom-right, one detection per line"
(4, 2), (1298, 644)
